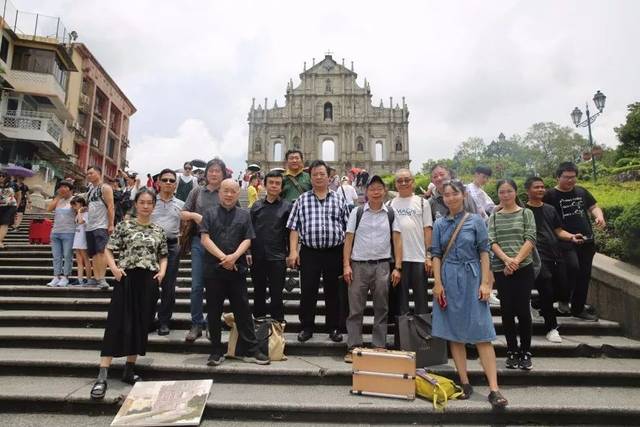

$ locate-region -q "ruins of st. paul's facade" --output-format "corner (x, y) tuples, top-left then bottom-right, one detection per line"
(247, 54), (410, 175)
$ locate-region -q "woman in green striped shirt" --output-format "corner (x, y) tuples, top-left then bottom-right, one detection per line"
(488, 179), (536, 371)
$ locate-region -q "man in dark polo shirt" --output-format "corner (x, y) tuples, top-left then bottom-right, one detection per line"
(281, 149), (311, 203)
(200, 178), (269, 366)
(151, 168), (185, 336)
(287, 160), (350, 343)
(249, 170), (292, 323)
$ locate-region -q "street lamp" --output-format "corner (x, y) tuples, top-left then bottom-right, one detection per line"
(571, 90), (606, 182)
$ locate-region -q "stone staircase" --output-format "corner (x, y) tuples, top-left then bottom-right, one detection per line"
(0, 213), (639, 425)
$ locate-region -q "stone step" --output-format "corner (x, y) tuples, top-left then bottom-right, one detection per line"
(0, 347), (638, 387)
(0, 375), (638, 425)
(0, 294), (578, 320)
(6, 310), (612, 336)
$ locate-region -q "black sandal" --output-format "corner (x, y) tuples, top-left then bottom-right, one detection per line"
(458, 383), (473, 400)
(488, 390), (508, 408)
(122, 373), (141, 385)
(90, 379), (107, 400)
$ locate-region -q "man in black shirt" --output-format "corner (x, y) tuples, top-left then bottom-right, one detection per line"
(249, 171), (292, 322)
(525, 177), (587, 342)
(543, 163), (606, 321)
(200, 179), (269, 366)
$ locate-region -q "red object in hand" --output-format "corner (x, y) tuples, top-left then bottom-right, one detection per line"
(438, 294), (447, 310)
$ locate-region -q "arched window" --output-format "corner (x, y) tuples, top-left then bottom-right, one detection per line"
(356, 136), (364, 152)
(273, 141), (283, 161)
(375, 140), (383, 161)
(254, 138), (262, 152)
(395, 139), (402, 152)
(322, 139), (335, 161)
(324, 102), (333, 121)
(292, 136), (300, 149)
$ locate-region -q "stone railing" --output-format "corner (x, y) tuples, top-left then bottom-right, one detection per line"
(589, 253), (640, 339)
(1, 109), (63, 146)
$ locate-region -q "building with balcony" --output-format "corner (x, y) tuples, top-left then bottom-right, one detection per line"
(0, 1), (135, 194)
(66, 43), (135, 180)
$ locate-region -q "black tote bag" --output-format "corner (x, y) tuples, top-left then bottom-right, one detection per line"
(396, 313), (448, 367)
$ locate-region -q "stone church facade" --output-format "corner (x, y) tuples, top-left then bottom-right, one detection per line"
(247, 54), (410, 175)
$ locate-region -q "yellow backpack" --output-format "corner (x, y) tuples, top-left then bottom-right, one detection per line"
(415, 369), (463, 410)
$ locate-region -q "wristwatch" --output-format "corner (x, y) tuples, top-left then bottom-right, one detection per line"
(394, 266), (402, 272)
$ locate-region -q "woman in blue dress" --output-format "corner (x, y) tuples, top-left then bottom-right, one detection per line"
(431, 180), (507, 408)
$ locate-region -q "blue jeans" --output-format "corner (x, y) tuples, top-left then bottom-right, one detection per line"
(51, 232), (75, 276)
(190, 235), (207, 326)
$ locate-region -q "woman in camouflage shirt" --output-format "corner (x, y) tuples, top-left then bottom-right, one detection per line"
(91, 188), (168, 400)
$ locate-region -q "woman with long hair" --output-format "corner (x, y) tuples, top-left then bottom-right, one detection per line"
(432, 180), (507, 408)
(488, 179), (537, 370)
(90, 188), (168, 400)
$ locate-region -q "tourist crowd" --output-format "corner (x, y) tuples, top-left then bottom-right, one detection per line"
(8, 152), (606, 408)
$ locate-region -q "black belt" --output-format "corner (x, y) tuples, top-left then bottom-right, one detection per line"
(166, 237), (179, 245)
(302, 244), (342, 252)
(353, 258), (390, 264)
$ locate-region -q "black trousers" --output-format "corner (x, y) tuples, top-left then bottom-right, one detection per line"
(299, 245), (343, 332)
(495, 264), (535, 353)
(250, 258), (286, 322)
(156, 240), (180, 325)
(205, 270), (258, 356)
(397, 261), (429, 315)
(561, 242), (596, 315)
(535, 260), (559, 332)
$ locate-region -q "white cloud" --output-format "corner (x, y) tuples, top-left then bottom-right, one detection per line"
(16, 0), (640, 173)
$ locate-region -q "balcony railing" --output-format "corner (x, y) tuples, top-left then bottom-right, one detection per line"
(0, 0), (70, 44)
(0, 109), (63, 147)
(6, 69), (66, 103)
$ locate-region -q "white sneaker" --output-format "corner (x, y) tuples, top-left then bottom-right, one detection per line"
(489, 292), (500, 306)
(46, 277), (60, 287)
(57, 277), (69, 287)
(557, 302), (571, 315)
(546, 328), (562, 343)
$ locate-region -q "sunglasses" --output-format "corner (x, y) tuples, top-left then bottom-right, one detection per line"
(396, 178), (413, 184)
(160, 178), (177, 183)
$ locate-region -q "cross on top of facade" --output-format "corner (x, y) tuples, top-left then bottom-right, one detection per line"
(325, 50), (334, 57)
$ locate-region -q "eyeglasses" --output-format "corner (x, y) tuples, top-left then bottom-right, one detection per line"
(396, 178), (413, 184)
(160, 178), (176, 183)
(560, 175), (577, 180)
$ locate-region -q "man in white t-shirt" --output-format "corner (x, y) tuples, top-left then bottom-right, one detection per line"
(389, 168), (433, 315)
(339, 176), (358, 209)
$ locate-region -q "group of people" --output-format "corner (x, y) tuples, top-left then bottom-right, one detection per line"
(0, 171), (30, 248)
(66, 149), (604, 410)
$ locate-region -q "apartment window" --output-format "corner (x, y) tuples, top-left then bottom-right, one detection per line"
(107, 138), (116, 159)
(0, 36), (9, 63)
(12, 47), (69, 89)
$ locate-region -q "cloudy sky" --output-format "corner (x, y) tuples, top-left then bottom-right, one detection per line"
(18, 0), (640, 175)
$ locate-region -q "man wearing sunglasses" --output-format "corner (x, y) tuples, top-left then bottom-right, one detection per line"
(151, 169), (186, 335)
(176, 162), (197, 202)
(389, 169), (433, 316)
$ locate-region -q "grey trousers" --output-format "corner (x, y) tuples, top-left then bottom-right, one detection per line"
(347, 262), (389, 349)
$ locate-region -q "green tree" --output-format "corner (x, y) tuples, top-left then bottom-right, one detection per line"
(615, 102), (640, 159)
(523, 122), (588, 176)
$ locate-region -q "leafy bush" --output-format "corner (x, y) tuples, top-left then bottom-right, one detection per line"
(613, 202), (640, 264)
(610, 164), (640, 174)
